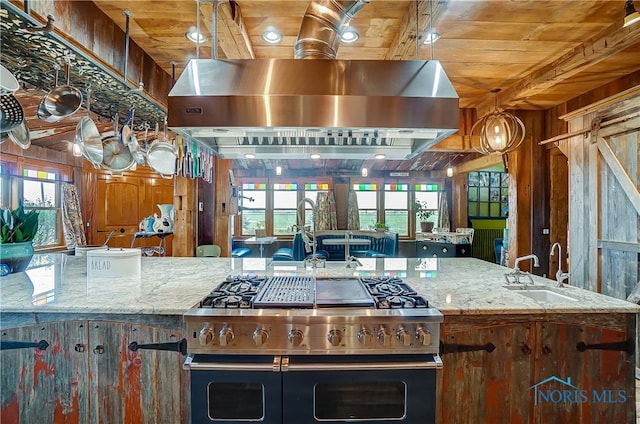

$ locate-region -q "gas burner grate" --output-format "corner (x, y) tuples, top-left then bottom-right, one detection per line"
(199, 294), (254, 309)
(375, 294), (429, 309)
(253, 276), (315, 308)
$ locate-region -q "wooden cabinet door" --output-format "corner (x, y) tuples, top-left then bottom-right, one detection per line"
(97, 176), (143, 248)
(88, 321), (187, 424)
(534, 319), (634, 423)
(95, 175), (174, 255)
(0, 321), (89, 423)
(439, 319), (535, 423)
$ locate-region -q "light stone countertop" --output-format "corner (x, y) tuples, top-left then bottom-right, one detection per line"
(1, 254), (638, 316)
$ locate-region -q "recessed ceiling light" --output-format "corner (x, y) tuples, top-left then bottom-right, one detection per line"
(374, 153), (386, 159)
(422, 30), (440, 45)
(340, 27), (359, 44)
(245, 153), (256, 159)
(185, 27), (207, 44)
(310, 153), (321, 159)
(262, 28), (283, 44)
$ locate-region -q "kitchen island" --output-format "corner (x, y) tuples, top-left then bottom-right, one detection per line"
(1, 254), (637, 423)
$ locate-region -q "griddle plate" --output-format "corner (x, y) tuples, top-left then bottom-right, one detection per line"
(253, 276), (315, 308)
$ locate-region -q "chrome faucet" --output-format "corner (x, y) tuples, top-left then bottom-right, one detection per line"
(505, 254), (539, 285)
(297, 198), (325, 269)
(344, 230), (361, 268)
(550, 242), (570, 287)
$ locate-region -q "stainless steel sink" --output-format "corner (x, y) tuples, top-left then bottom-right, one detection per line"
(504, 286), (578, 302)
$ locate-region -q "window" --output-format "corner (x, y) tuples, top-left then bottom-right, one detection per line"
(240, 183), (266, 236)
(353, 183), (378, 230)
(22, 168), (62, 248)
(272, 183), (297, 235)
(383, 184), (409, 236)
(467, 171), (508, 218)
(414, 184), (439, 232)
(0, 159), (70, 250)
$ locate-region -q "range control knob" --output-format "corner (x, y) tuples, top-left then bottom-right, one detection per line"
(253, 328), (269, 346)
(327, 329), (343, 346)
(357, 329), (374, 346)
(416, 327), (432, 346)
(198, 323), (214, 346)
(288, 329), (304, 347)
(219, 324), (234, 346)
(377, 328), (392, 346)
(396, 328), (413, 346)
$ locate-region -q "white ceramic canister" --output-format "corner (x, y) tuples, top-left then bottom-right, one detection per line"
(86, 248), (141, 278)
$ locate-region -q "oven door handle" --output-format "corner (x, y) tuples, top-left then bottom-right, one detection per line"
(183, 355), (282, 372)
(281, 355), (442, 371)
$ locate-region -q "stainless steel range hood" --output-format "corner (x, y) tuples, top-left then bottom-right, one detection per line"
(168, 58), (459, 160)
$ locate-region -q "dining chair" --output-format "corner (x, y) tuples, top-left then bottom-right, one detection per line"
(196, 244), (222, 257)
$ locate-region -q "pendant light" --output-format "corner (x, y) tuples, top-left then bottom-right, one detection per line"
(446, 154), (453, 177)
(470, 89), (525, 155)
(624, 0), (640, 27)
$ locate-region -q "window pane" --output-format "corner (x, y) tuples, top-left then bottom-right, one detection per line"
(479, 187), (489, 202)
(358, 211), (377, 230)
(490, 203), (500, 217)
(274, 210), (297, 234)
(384, 210), (408, 235)
(468, 203), (478, 216)
(415, 191), (438, 209)
(23, 180), (56, 207)
(242, 191), (266, 208)
(242, 210), (265, 235)
(479, 203), (489, 216)
(273, 190), (297, 208)
(384, 191), (407, 208)
(355, 191), (376, 208)
(30, 209), (60, 247)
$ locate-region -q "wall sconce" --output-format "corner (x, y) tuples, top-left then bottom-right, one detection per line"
(470, 89), (525, 155)
(276, 166), (282, 175)
(361, 167), (368, 177)
(624, 0), (640, 27)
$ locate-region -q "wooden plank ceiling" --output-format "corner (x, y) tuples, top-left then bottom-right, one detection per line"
(3, 0), (640, 175)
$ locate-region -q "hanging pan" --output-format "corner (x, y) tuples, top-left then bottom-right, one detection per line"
(8, 120), (30, 149)
(127, 120), (146, 166)
(0, 64), (19, 94)
(101, 116), (134, 172)
(75, 88), (102, 168)
(43, 61), (82, 119)
(146, 118), (177, 178)
(37, 64), (63, 123)
(0, 94), (24, 133)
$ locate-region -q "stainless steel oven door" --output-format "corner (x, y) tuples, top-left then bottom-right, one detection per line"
(281, 354), (441, 424)
(185, 354), (282, 424)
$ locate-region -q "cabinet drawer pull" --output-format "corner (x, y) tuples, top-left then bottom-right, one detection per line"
(128, 338), (187, 356)
(576, 339), (634, 355)
(440, 341), (495, 355)
(93, 345), (105, 354)
(0, 339), (49, 351)
(74, 343), (86, 352)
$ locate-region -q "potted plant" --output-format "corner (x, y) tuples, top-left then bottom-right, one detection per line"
(374, 222), (389, 232)
(0, 204), (40, 275)
(414, 200), (434, 233)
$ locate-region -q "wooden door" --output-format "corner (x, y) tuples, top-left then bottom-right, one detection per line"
(0, 321), (89, 423)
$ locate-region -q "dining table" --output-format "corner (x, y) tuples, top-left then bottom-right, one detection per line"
(243, 236), (278, 257)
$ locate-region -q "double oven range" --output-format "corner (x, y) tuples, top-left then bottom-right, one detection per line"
(183, 275), (443, 424)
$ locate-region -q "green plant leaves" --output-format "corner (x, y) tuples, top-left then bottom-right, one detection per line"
(0, 204), (40, 243)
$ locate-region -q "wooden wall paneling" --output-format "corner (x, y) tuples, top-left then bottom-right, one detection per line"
(521, 111), (551, 276)
(549, 149), (569, 280)
(96, 175), (143, 248)
(451, 173), (468, 230)
(173, 175), (196, 257)
(214, 158), (233, 257)
(507, 143), (533, 269)
(568, 112), (600, 292)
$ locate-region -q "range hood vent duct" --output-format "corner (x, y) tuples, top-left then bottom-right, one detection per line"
(168, 1), (459, 160)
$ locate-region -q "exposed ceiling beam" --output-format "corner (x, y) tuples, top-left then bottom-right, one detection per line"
(199, 1), (254, 60)
(475, 23), (640, 117)
(385, 0), (448, 60)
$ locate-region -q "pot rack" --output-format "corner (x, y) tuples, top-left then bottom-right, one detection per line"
(0, 0), (166, 129)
